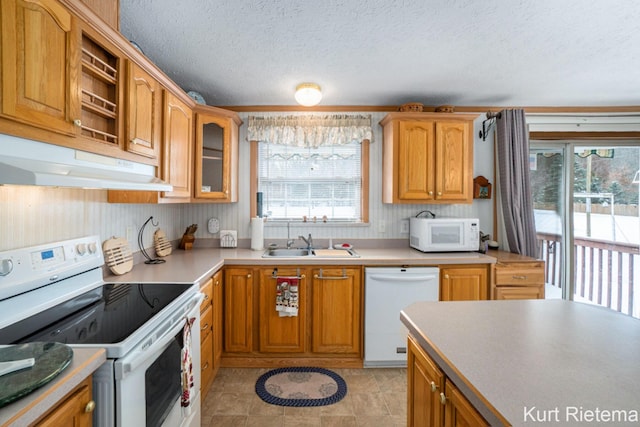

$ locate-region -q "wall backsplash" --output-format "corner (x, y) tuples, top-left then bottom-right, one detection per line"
(0, 111), (494, 252)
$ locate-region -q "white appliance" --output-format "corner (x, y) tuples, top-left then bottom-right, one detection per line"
(0, 236), (202, 427)
(409, 217), (480, 252)
(364, 267), (439, 367)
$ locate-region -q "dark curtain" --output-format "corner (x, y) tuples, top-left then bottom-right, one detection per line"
(496, 109), (538, 257)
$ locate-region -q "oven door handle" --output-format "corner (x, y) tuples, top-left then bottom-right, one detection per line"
(115, 292), (204, 379)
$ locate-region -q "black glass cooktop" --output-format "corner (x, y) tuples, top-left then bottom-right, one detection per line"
(0, 283), (193, 345)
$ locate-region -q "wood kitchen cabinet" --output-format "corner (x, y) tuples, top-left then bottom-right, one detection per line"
(125, 60), (161, 160)
(440, 265), (489, 301)
(407, 335), (488, 427)
(311, 267), (362, 355)
(223, 267), (254, 353)
(193, 106), (241, 202)
(380, 113), (477, 204)
(1, 0), (81, 136)
(199, 278), (214, 397)
(490, 250), (545, 300)
(258, 267), (307, 353)
(211, 269), (223, 375)
(34, 376), (95, 427)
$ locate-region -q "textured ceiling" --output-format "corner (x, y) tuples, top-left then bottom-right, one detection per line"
(119, 0), (640, 107)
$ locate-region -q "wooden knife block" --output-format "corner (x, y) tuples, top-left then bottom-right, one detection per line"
(179, 225), (197, 250)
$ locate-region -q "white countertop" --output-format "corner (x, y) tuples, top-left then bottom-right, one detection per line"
(0, 348), (106, 427)
(400, 300), (640, 426)
(105, 246), (495, 285)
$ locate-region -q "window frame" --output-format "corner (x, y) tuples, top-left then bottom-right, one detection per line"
(249, 139), (369, 224)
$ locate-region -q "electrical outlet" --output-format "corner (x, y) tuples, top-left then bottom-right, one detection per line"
(378, 220), (386, 233)
(400, 219), (410, 234)
(126, 226), (134, 242)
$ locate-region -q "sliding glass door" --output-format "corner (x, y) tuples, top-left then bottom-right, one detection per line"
(531, 142), (640, 318)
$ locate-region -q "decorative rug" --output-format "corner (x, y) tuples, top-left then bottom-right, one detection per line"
(255, 366), (347, 407)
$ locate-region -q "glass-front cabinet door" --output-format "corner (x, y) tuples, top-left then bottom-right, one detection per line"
(194, 107), (241, 202)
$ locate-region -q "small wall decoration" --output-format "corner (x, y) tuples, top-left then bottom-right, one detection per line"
(473, 176), (492, 199)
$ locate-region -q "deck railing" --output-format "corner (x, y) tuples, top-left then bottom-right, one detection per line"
(537, 232), (640, 318)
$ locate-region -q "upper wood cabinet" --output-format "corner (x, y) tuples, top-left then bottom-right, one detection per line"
(160, 90), (193, 201)
(193, 106), (242, 202)
(1, 0), (81, 136)
(440, 265), (489, 301)
(380, 112), (477, 204)
(125, 61), (161, 160)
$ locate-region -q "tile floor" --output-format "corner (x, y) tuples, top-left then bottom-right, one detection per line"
(201, 367), (407, 426)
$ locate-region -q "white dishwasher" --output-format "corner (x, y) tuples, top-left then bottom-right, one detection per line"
(364, 267), (439, 367)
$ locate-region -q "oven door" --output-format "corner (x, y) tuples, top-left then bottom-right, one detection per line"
(114, 295), (202, 427)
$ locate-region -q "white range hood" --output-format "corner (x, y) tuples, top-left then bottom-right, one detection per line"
(0, 134), (172, 191)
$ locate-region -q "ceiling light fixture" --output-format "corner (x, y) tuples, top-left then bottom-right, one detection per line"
(295, 83), (322, 107)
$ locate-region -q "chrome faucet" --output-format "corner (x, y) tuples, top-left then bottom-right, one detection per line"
(298, 233), (313, 250)
(286, 222), (295, 249)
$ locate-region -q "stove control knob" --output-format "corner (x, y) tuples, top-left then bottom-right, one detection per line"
(89, 320), (98, 334)
(88, 242), (98, 254)
(76, 243), (87, 256)
(0, 259), (13, 276)
(78, 327), (87, 340)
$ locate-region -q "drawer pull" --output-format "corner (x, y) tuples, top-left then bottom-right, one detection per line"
(201, 323), (210, 330)
(512, 275), (527, 280)
(202, 362), (209, 371)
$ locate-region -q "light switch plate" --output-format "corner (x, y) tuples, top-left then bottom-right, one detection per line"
(219, 230), (237, 248)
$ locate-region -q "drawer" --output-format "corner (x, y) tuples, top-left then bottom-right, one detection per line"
(200, 304), (213, 342)
(494, 265), (544, 286)
(495, 286), (544, 300)
(200, 278), (213, 312)
(200, 331), (214, 395)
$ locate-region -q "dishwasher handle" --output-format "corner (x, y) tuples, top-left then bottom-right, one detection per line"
(367, 273), (438, 282)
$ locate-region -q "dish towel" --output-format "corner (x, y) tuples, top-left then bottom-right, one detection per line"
(181, 317), (195, 415)
(275, 276), (299, 317)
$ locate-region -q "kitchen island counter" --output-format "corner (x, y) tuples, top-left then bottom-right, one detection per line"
(401, 299), (640, 426)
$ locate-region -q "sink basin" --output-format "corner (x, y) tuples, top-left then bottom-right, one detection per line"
(262, 248), (313, 257)
(262, 248), (360, 258)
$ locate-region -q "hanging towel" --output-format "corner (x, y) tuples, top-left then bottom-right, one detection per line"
(181, 317), (195, 415)
(275, 276), (299, 317)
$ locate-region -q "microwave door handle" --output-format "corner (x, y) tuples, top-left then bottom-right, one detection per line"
(367, 274), (438, 282)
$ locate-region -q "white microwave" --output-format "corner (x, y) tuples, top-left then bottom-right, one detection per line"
(409, 217), (480, 252)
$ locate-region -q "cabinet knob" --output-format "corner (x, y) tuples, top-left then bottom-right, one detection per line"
(215, 280), (220, 286)
(247, 274), (252, 278)
(428, 191), (433, 196)
(439, 392), (447, 405)
(202, 362), (209, 371)
(444, 274), (449, 279)
(73, 119), (82, 127)
(84, 400), (96, 413)
(437, 192), (442, 196)
(201, 322), (209, 330)
(430, 381), (438, 392)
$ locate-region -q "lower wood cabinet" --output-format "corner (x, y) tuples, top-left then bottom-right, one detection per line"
(311, 267), (361, 354)
(222, 265), (362, 365)
(440, 265), (489, 301)
(490, 250), (545, 300)
(258, 267), (307, 353)
(407, 335), (488, 427)
(34, 376), (94, 427)
(211, 269), (223, 374)
(199, 277), (214, 397)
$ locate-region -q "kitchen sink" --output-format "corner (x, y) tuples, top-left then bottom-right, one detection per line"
(262, 248), (360, 258)
(262, 248), (314, 257)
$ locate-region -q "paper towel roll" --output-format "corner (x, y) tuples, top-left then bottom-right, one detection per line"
(251, 217), (264, 251)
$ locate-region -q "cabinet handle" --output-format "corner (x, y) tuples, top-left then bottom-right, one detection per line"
(203, 294), (209, 301)
(215, 280), (220, 286)
(439, 392), (447, 405)
(84, 400), (96, 413)
(247, 274), (252, 278)
(430, 381), (438, 392)
(444, 274), (449, 279)
(73, 119), (82, 127)
(512, 275), (527, 280)
(202, 362), (209, 371)
(201, 322), (210, 330)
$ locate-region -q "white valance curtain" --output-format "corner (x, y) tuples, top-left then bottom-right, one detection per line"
(247, 114), (372, 147)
